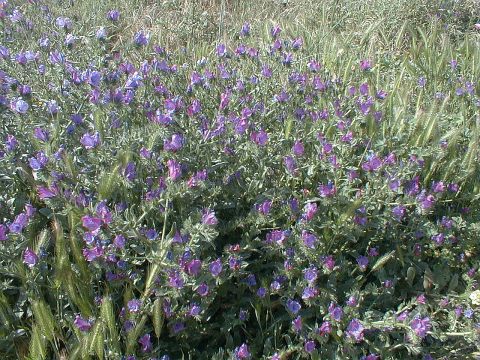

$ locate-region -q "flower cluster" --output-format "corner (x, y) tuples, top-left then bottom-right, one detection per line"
(0, 2), (479, 360)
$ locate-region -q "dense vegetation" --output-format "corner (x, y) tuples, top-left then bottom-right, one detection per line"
(1, 0), (479, 359)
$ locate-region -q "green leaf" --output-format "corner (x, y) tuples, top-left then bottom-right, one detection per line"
(370, 250), (396, 272)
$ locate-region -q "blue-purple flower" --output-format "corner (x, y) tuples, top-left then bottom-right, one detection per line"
(12, 98), (29, 114)
(328, 302), (343, 321)
(80, 132), (100, 149)
(0, 224), (7, 241)
(201, 209), (218, 226)
(345, 318), (365, 342)
(9, 213), (29, 233)
(167, 159), (182, 181)
(107, 10), (120, 21)
(23, 248), (38, 268)
(81, 215), (103, 232)
(209, 259), (223, 277)
(34, 127), (50, 142)
(304, 340), (316, 353)
(286, 299), (301, 315)
(234, 343), (251, 359)
(134, 31), (149, 47)
(357, 256), (369, 271)
(138, 333), (152, 352)
(74, 315), (92, 332)
(410, 316), (431, 338)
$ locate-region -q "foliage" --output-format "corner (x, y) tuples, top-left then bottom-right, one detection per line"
(0, 0), (480, 359)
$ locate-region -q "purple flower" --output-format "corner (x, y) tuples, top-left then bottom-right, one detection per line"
(216, 43), (227, 57)
(304, 266), (318, 283)
(0, 224), (8, 241)
(346, 295), (358, 307)
(5, 134), (18, 152)
(229, 256), (242, 271)
(80, 132), (100, 149)
(257, 287), (267, 298)
(82, 215), (103, 232)
(256, 200), (272, 215)
(308, 60), (321, 72)
(240, 22), (250, 36)
(417, 294), (427, 304)
(189, 303), (201, 317)
(83, 246), (103, 262)
(410, 316), (431, 338)
(143, 228), (156, 240)
(37, 186), (57, 200)
(166, 159), (182, 181)
(368, 247), (379, 257)
(271, 24), (281, 38)
(127, 299), (142, 313)
(164, 133), (184, 152)
(29, 151), (49, 171)
(261, 65), (272, 78)
(123, 162), (137, 181)
(304, 340), (316, 353)
(292, 316), (302, 332)
(292, 38), (303, 50)
(209, 259), (223, 277)
(431, 181), (445, 193)
(250, 129), (268, 146)
(235, 343), (251, 359)
(284, 156), (298, 175)
(275, 90), (290, 103)
(113, 234), (126, 248)
(323, 255), (335, 271)
(201, 209), (218, 226)
(286, 299), (301, 315)
(318, 321), (332, 335)
(10, 213), (29, 233)
(55, 17), (72, 29)
(397, 311), (409, 321)
(265, 230), (289, 246)
(301, 230), (317, 249)
(13, 98), (29, 114)
(357, 256), (369, 271)
(360, 59), (372, 70)
(303, 202), (317, 221)
(185, 259), (202, 276)
(302, 286), (318, 300)
(328, 302), (343, 321)
(346, 319), (365, 342)
(197, 283), (209, 296)
(432, 233), (445, 246)
(292, 140), (304, 156)
(171, 322), (185, 334)
(168, 270), (184, 289)
(392, 205), (406, 221)
(376, 89), (388, 99)
(417, 191), (435, 210)
(34, 127), (49, 142)
(107, 10), (120, 21)
(138, 333), (152, 352)
(318, 182), (336, 197)
(418, 77), (427, 88)
(362, 154), (382, 172)
(23, 248), (38, 268)
(74, 315), (92, 332)
(96, 27), (107, 40)
(133, 31), (149, 46)
(64, 34), (76, 46)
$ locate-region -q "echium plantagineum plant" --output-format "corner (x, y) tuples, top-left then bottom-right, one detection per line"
(0, 1), (480, 359)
